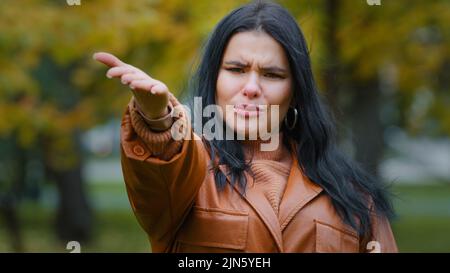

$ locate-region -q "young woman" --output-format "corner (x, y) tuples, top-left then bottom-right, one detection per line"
(94, 0), (397, 253)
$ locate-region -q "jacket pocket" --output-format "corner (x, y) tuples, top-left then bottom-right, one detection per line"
(176, 206), (249, 252)
(315, 220), (359, 253)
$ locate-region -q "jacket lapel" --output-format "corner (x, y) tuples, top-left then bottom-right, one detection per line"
(279, 153), (323, 231)
(216, 145), (324, 252)
(219, 165), (284, 252)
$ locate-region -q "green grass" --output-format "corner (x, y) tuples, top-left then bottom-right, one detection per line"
(390, 182), (450, 252)
(0, 182), (150, 253)
(0, 203), (150, 253)
(392, 216), (450, 252)
(1, 181), (449, 252)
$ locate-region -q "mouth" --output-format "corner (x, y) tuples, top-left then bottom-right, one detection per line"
(233, 103), (262, 118)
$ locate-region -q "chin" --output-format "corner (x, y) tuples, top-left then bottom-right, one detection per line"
(233, 125), (261, 140)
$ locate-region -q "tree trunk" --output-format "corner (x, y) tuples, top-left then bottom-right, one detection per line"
(0, 197), (24, 252)
(323, 0), (341, 120)
(0, 136), (26, 252)
(322, 0), (384, 178)
(349, 81), (384, 179)
(49, 132), (93, 243)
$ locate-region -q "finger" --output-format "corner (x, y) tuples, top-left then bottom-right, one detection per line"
(129, 79), (158, 94)
(106, 66), (137, 79)
(121, 73), (146, 84)
(151, 83), (169, 95)
(93, 52), (125, 68)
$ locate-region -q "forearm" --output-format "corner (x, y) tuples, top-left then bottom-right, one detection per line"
(120, 97), (208, 250)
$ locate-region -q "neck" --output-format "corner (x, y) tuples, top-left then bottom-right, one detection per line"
(239, 132), (288, 161)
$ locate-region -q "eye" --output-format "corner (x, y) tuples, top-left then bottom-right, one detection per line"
(226, 67), (245, 73)
(264, 73), (283, 79)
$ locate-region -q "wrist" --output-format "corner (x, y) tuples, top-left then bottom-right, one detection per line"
(135, 101), (169, 120)
(146, 106), (169, 119)
(134, 99), (174, 131)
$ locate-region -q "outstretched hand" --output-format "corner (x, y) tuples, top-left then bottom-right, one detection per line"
(93, 52), (170, 119)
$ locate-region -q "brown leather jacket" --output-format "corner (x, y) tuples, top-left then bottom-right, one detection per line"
(120, 98), (398, 253)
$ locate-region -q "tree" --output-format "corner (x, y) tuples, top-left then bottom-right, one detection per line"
(284, 0), (450, 177)
(0, 0), (243, 249)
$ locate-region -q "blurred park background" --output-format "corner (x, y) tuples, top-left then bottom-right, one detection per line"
(0, 0), (449, 252)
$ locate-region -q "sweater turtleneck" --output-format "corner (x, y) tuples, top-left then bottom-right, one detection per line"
(239, 132), (293, 217)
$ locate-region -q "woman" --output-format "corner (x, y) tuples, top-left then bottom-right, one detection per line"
(94, 0), (397, 253)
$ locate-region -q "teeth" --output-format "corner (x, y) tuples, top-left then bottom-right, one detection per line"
(235, 104), (261, 111)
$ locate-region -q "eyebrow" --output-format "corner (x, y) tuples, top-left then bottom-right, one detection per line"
(223, 61), (288, 74)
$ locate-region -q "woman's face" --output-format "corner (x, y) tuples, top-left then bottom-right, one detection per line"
(216, 31), (293, 139)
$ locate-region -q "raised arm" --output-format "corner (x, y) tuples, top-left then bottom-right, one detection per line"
(93, 52), (207, 252)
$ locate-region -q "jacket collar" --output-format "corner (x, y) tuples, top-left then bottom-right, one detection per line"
(219, 147), (323, 252)
(279, 153), (323, 231)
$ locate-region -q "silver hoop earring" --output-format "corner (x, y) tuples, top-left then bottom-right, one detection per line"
(284, 106), (298, 130)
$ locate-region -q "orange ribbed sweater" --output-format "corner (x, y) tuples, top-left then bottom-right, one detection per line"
(240, 138), (292, 216)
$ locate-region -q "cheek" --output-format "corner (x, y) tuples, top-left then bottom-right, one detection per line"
(216, 72), (240, 106)
(265, 82), (292, 119)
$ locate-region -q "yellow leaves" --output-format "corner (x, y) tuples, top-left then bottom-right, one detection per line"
(0, 0), (448, 141)
(126, 11), (159, 47)
(434, 100), (450, 135)
(0, 103), (16, 136)
(67, 99), (98, 131)
(72, 66), (94, 89)
(0, 61), (39, 97)
(0, 100), (38, 148)
(45, 132), (81, 171)
(396, 40), (447, 94)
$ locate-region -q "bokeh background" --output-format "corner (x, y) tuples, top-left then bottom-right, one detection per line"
(0, 0), (449, 252)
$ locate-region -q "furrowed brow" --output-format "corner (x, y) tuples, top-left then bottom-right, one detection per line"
(261, 66), (287, 74)
(223, 61), (288, 74)
(223, 61), (249, 67)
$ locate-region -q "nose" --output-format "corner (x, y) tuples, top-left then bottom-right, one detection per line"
(242, 72), (261, 99)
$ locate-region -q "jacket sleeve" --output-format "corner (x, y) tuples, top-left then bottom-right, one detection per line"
(120, 94), (208, 252)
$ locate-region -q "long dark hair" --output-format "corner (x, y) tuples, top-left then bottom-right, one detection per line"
(189, 0), (394, 237)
